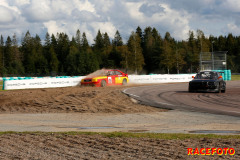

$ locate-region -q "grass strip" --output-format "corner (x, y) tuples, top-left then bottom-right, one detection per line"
(0, 131), (240, 140)
(231, 75), (240, 81)
(0, 80), (3, 91)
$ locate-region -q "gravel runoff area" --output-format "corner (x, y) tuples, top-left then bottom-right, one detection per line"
(0, 84), (240, 159)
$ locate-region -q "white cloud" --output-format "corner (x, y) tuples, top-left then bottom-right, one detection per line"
(0, 0), (240, 44)
(226, 23), (240, 35)
(14, 0), (30, 6)
(221, 0), (240, 12)
(0, 6), (16, 23)
(22, 0), (53, 22)
(90, 22), (117, 38)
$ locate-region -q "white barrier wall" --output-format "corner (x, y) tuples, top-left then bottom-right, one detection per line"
(128, 74), (195, 84)
(3, 77), (85, 90)
(2, 74), (196, 90)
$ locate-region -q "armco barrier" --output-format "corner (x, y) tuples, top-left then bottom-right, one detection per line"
(3, 74), (196, 90)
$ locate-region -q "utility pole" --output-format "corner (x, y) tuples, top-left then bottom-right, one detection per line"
(212, 41), (215, 70)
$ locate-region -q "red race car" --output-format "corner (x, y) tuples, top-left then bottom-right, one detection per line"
(81, 69), (129, 87)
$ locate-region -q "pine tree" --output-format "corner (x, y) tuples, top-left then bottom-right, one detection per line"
(103, 32), (111, 48)
(119, 45), (131, 73)
(81, 32), (89, 51)
(112, 30), (123, 46)
(127, 31), (145, 74)
(34, 34), (48, 75)
(49, 46), (59, 75)
(76, 29), (81, 50)
(94, 30), (104, 50)
(160, 32), (175, 74)
(196, 29), (210, 52)
(12, 33), (24, 75)
(186, 31), (199, 73)
(21, 31), (33, 75)
(136, 26), (143, 48)
(142, 27), (156, 73)
(66, 45), (79, 75)
(4, 36), (13, 73)
(56, 33), (70, 74)
(0, 35), (4, 76)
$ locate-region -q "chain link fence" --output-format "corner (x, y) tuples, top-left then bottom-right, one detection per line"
(200, 51), (228, 71)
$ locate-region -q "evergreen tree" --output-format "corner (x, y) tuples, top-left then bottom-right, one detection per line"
(196, 29), (210, 52)
(161, 32), (175, 74)
(93, 30), (107, 68)
(66, 45), (79, 75)
(112, 30), (123, 46)
(226, 33), (237, 72)
(34, 34), (48, 75)
(94, 30), (104, 50)
(185, 31), (199, 73)
(81, 32), (89, 51)
(119, 45), (131, 73)
(103, 32), (111, 48)
(76, 29), (81, 50)
(136, 26), (143, 48)
(21, 31), (34, 75)
(4, 36), (14, 73)
(127, 31), (145, 74)
(142, 27), (163, 73)
(56, 33), (70, 74)
(12, 33), (24, 75)
(43, 32), (51, 65)
(0, 35), (5, 76)
(49, 46), (59, 75)
(174, 42), (186, 74)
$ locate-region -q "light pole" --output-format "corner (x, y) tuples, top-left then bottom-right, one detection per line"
(211, 41), (215, 70)
(211, 41), (215, 53)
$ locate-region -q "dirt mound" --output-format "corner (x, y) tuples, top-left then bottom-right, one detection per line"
(0, 85), (162, 114)
(0, 133), (239, 160)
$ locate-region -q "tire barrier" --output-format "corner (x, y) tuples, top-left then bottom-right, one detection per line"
(212, 70), (231, 81)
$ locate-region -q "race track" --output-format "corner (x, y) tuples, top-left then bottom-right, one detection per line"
(124, 81), (240, 117)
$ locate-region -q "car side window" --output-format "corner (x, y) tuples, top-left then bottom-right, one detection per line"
(115, 71), (121, 75)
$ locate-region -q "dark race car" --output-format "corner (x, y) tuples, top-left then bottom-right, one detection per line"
(189, 71), (226, 93)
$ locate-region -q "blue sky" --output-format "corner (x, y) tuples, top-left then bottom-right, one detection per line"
(0, 0), (240, 44)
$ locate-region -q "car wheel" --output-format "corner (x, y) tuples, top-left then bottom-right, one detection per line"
(221, 85), (226, 93)
(122, 79), (127, 85)
(217, 83), (221, 93)
(101, 80), (106, 87)
(188, 86), (194, 92)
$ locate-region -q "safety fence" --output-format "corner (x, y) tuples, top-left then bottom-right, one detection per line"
(2, 76), (84, 90)
(128, 74), (196, 84)
(1, 74), (198, 90)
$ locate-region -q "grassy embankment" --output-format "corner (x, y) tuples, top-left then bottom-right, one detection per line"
(0, 80), (3, 91)
(0, 131), (240, 139)
(231, 75), (240, 81)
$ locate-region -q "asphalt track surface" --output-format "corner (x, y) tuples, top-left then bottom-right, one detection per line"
(123, 81), (240, 117)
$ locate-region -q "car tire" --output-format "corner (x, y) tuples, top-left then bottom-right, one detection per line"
(221, 85), (226, 93)
(101, 80), (107, 87)
(122, 79), (127, 85)
(217, 83), (221, 93)
(188, 86), (193, 92)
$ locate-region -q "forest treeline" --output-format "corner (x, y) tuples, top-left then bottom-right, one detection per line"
(0, 26), (240, 77)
